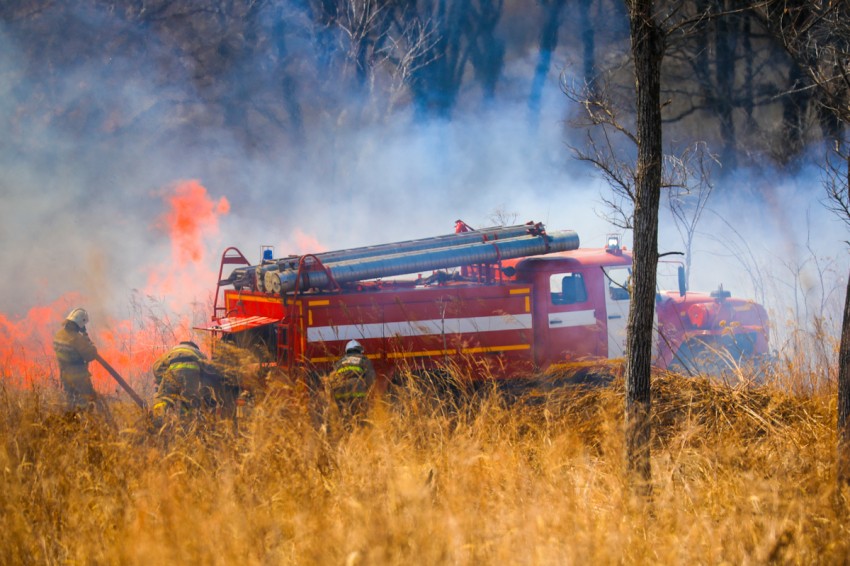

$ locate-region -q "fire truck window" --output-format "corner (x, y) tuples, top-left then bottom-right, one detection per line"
(550, 273), (587, 305)
(606, 267), (631, 301)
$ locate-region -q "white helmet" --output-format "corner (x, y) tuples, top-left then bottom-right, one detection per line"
(345, 340), (364, 354)
(66, 308), (90, 329)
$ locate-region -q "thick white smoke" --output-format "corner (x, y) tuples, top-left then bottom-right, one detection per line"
(0, 4), (846, 360)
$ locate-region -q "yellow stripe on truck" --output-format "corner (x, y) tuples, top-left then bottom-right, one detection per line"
(462, 344), (530, 354)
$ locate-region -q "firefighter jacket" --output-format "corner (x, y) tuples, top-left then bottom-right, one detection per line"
(328, 353), (376, 401)
(53, 321), (98, 399)
(152, 344), (233, 417)
(153, 344), (206, 413)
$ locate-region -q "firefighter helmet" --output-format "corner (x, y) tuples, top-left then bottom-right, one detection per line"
(345, 340), (364, 354)
(179, 340), (200, 351)
(65, 308), (90, 329)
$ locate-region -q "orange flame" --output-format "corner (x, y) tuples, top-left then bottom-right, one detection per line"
(164, 179), (230, 264)
(146, 180), (230, 310)
(0, 294), (76, 387)
(290, 228), (327, 254)
(0, 180), (230, 399)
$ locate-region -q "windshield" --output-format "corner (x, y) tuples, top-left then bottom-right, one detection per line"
(657, 260), (685, 293)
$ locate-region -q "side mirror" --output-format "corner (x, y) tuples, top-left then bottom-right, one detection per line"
(677, 266), (687, 297)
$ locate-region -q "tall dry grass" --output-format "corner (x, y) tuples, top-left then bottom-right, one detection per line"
(1, 362), (848, 565)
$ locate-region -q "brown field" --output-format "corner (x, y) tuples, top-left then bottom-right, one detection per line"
(1, 361), (848, 565)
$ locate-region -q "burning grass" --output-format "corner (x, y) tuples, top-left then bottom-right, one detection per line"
(0, 365), (848, 565)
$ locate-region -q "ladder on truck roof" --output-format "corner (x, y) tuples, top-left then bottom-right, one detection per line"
(213, 247), (252, 320)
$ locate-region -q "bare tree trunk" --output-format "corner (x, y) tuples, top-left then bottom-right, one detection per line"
(468, 0), (505, 102)
(579, 0), (595, 85)
(841, 152), (850, 485)
(780, 60), (809, 163)
(839, 263), (850, 484)
(528, 0), (565, 130)
(625, 0), (664, 493)
(715, 1), (738, 169)
(272, 11), (305, 144)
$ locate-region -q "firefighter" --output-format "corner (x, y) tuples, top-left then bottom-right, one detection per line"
(325, 340), (377, 427)
(53, 308), (101, 411)
(151, 341), (233, 427)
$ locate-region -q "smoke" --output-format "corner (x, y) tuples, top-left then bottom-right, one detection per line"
(687, 163), (849, 345)
(228, 109), (611, 253)
(0, 3), (604, 323)
(0, 0), (846, 381)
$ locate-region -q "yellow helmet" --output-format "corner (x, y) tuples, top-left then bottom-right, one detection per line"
(65, 308), (90, 329)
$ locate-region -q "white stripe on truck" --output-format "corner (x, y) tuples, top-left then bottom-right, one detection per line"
(307, 313), (533, 343)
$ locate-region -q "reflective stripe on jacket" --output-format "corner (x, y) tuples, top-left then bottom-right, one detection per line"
(170, 361), (201, 371)
(332, 355), (376, 380)
(152, 346), (207, 384)
(152, 344), (218, 413)
(329, 354), (376, 400)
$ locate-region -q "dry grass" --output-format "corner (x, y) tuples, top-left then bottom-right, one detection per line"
(0, 363), (848, 565)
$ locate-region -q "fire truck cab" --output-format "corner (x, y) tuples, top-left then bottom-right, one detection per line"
(506, 244), (632, 368)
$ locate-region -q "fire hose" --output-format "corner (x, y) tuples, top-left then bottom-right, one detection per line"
(94, 354), (148, 409)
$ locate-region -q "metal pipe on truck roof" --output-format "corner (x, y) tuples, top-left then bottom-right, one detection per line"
(247, 223), (544, 287)
(266, 230), (580, 294)
(296, 223), (542, 265)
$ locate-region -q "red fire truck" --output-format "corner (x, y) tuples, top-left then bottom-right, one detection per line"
(200, 221), (770, 381)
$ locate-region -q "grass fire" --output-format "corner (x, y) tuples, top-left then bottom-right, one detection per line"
(1, 178), (848, 564)
(3, 2), (850, 563)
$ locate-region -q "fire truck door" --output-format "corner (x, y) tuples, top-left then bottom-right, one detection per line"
(539, 270), (601, 365)
(603, 266), (631, 358)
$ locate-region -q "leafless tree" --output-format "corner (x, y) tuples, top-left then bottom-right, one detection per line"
(487, 206), (519, 226)
(308, 0), (439, 120)
(702, 209), (768, 307)
(563, 0), (668, 492)
(665, 142), (719, 288)
(825, 144), (850, 230)
(753, 0), (850, 484)
(563, 71), (638, 230)
(375, 12), (440, 115)
(565, 0), (745, 493)
(528, 0), (567, 130)
(620, 0), (665, 493)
